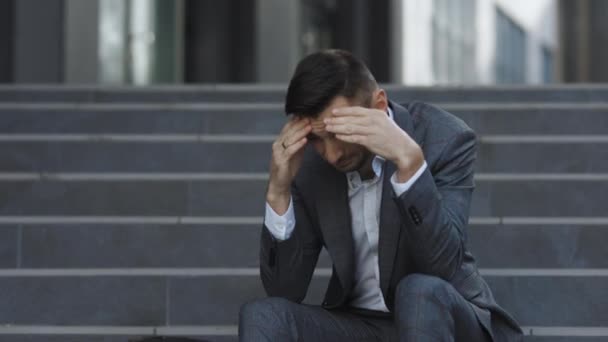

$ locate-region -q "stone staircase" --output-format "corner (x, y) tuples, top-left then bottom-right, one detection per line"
(0, 85), (607, 341)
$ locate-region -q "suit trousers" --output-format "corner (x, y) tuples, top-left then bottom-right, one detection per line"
(239, 274), (492, 341)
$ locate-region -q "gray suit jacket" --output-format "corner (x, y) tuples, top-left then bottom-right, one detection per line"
(260, 101), (523, 341)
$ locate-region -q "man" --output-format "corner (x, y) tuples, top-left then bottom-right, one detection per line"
(239, 50), (523, 341)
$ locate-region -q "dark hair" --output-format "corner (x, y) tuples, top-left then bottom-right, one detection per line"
(285, 49), (377, 117)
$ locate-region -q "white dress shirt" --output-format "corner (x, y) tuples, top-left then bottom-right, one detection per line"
(264, 107), (428, 312)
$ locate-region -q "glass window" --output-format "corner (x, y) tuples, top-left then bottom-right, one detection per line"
(495, 8), (526, 83)
(432, 0), (477, 84)
(542, 45), (554, 83)
(99, 0), (128, 84)
(300, 0), (336, 56)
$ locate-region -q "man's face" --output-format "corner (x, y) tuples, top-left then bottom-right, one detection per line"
(303, 96), (373, 173)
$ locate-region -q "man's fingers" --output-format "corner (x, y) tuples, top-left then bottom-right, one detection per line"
(335, 134), (367, 145)
(282, 116), (310, 138)
(280, 115), (307, 134)
(283, 137), (307, 156)
(325, 123), (369, 135)
(331, 106), (370, 116)
(324, 116), (371, 126)
(282, 124), (311, 147)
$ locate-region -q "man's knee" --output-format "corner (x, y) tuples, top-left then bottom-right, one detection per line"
(239, 297), (295, 333)
(395, 273), (453, 306)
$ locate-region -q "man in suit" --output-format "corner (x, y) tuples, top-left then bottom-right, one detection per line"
(239, 50), (523, 341)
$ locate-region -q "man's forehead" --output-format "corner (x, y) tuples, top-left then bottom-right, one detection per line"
(294, 96), (354, 131)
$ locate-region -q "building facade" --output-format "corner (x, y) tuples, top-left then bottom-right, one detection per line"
(394, 0), (558, 85)
(0, 0), (566, 85)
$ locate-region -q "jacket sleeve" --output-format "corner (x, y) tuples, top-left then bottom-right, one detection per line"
(393, 129), (477, 280)
(260, 181), (322, 303)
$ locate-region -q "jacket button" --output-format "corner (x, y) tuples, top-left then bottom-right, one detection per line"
(408, 206), (422, 225)
(322, 301), (328, 306)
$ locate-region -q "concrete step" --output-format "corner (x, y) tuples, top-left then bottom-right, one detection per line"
(0, 330), (606, 342)
(3, 222), (606, 269)
(0, 141), (273, 174)
(0, 336), (238, 342)
(476, 142), (608, 173)
(0, 178), (606, 217)
(471, 223), (608, 269)
(524, 337), (607, 342)
(0, 86), (604, 342)
(1, 103), (608, 135)
(2, 85), (608, 103)
(0, 272), (606, 327)
(0, 334), (238, 342)
(1, 141), (607, 173)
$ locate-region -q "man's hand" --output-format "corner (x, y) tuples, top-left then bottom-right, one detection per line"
(325, 107), (424, 182)
(267, 116), (312, 215)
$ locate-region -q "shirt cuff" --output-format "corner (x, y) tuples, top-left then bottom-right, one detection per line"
(390, 161), (428, 197)
(264, 197), (296, 241)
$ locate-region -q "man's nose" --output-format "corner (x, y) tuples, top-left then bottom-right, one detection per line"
(325, 142), (343, 165)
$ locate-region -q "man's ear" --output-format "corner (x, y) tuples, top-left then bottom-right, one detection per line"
(372, 89), (388, 111)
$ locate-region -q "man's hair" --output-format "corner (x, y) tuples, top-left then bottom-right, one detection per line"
(285, 50), (377, 117)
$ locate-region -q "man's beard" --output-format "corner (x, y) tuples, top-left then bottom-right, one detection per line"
(337, 151), (372, 173)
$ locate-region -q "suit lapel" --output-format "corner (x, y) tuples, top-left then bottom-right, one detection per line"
(378, 160), (402, 293)
(317, 165), (355, 295)
(316, 101), (416, 298)
(378, 101), (416, 293)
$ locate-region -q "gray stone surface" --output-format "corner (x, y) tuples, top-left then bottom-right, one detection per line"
(487, 276), (608, 326)
(0, 86), (606, 338)
(451, 107), (608, 135)
(2, 106), (608, 134)
(168, 275), (608, 326)
(0, 90), (95, 102)
(1, 332), (606, 341)
(523, 338), (608, 342)
(20, 224), (328, 268)
(167, 275), (328, 325)
(389, 87), (608, 103)
(0, 225), (18, 268)
(2, 336), (144, 342)
(16, 223), (608, 269)
(2, 85), (608, 103)
(92, 89), (283, 104)
(0, 108), (207, 134)
(0, 179), (606, 217)
(0, 142), (271, 173)
(477, 142), (608, 173)
(0, 277), (166, 325)
(19, 224), (261, 268)
(470, 224), (608, 268)
(0, 336), (238, 342)
(0, 180), (192, 216)
(2, 141), (607, 173)
(0, 332), (604, 341)
(470, 180), (608, 217)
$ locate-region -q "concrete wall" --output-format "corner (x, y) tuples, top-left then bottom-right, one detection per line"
(64, 0), (100, 83)
(13, 0), (65, 83)
(587, 0), (608, 82)
(0, 1), (15, 82)
(560, 0), (608, 83)
(256, 0), (301, 82)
